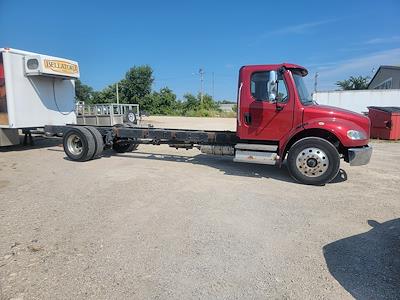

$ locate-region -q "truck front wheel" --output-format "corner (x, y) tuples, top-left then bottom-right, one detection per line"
(287, 137), (340, 185)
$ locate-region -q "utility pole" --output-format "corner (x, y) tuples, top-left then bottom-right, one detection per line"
(116, 82), (119, 104)
(212, 72), (215, 100)
(314, 72), (319, 93)
(199, 68), (204, 104)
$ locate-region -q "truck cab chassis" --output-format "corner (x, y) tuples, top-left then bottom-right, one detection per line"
(46, 63), (372, 185)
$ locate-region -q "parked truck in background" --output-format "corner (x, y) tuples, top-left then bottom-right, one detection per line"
(0, 48), (372, 185)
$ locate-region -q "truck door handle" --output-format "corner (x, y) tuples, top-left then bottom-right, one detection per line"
(244, 112), (252, 124)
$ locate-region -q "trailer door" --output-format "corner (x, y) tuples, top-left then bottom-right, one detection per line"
(0, 53), (8, 125)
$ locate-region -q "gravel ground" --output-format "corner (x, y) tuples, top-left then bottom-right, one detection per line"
(0, 117), (399, 300)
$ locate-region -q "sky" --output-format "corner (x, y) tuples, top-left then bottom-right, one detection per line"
(1, 0), (399, 101)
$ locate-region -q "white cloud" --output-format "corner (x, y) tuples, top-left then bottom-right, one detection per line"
(307, 48), (400, 91)
(337, 36), (400, 53)
(249, 19), (336, 47)
(265, 19), (336, 36)
(364, 36), (400, 45)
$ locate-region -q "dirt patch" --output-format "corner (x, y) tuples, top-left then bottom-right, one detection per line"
(0, 116), (399, 299)
(0, 180), (10, 189)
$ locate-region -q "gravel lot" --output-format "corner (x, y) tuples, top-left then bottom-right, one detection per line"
(0, 117), (399, 299)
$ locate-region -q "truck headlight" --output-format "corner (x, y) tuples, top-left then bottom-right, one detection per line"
(347, 130), (367, 140)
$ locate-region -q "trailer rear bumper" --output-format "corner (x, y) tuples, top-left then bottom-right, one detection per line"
(348, 145), (372, 166)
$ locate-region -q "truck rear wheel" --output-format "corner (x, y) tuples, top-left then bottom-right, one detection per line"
(63, 127), (96, 162)
(287, 137), (340, 185)
(84, 126), (104, 159)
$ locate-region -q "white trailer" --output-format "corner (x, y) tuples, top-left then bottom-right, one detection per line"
(312, 89), (400, 114)
(0, 48), (79, 146)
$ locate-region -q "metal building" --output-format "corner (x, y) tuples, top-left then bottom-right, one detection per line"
(368, 66), (400, 90)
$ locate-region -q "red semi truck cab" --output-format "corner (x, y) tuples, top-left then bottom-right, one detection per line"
(235, 63), (372, 184)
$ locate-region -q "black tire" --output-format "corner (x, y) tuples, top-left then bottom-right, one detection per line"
(123, 110), (137, 125)
(126, 143), (139, 152)
(287, 137), (340, 185)
(112, 140), (138, 153)
(84, 126), (104, 159)
(112, 124), (138, 153)
(63, 127), (96, 162)
(112, 140), (130, 153)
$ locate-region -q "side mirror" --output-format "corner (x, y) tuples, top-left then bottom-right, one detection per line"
(267, 71), (278, 102)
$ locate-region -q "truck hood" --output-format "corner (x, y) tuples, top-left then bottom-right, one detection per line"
(303, 104), (370, 134)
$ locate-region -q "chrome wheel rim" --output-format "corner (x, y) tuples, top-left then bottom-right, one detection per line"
(296, 147), (329, 177)
(67, 134), (83, 156)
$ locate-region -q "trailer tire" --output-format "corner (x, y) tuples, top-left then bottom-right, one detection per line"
(287, 137), (340, 185)
(84, 126), (104, 159)
(63, 127), (96, 162)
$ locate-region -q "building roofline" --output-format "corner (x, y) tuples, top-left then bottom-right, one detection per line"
(368, 65), (400, 88)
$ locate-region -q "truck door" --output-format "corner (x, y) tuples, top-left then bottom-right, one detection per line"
(237, 68), (294, 141)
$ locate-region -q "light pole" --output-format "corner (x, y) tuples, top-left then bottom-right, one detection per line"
(116, 82), (119, 104)
(212, 72), (215, 100)
(199, 68), (204, 104)
(314, 72), (319, 93)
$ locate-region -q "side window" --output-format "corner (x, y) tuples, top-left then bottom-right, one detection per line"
(276, 73), (288, 103)
(251, 71), (269, 100)
(250, 71), (288, 102)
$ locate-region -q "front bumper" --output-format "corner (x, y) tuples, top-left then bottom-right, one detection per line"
(348, 145), (373, 166)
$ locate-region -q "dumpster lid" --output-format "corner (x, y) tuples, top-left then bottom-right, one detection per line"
(368, 106), (400, 114)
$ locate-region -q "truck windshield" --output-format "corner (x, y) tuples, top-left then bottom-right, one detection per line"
(292, 73), (313, 105)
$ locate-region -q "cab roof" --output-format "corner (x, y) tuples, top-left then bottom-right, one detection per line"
(241, 63), (308, 76)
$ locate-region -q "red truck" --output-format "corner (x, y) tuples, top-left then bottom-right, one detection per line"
(46, 63), (372, 185)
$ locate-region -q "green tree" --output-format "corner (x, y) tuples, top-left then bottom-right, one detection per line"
(200, 94), (219, 111)
(92, 84), (118, 104)
(180, 93), (222, 116)
(75, 79), (95, 103)
(121, 65), (154, 104)
(219, 100), (235, 104)
(141, 87), (179, 115)
(157, 87), (179, 114)
(182, 93), (200, 111)
(336, 76), (370, 90)
(74, 65), (234, 118)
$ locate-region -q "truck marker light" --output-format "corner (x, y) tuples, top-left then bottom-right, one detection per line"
(318, 122), (325, 126)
